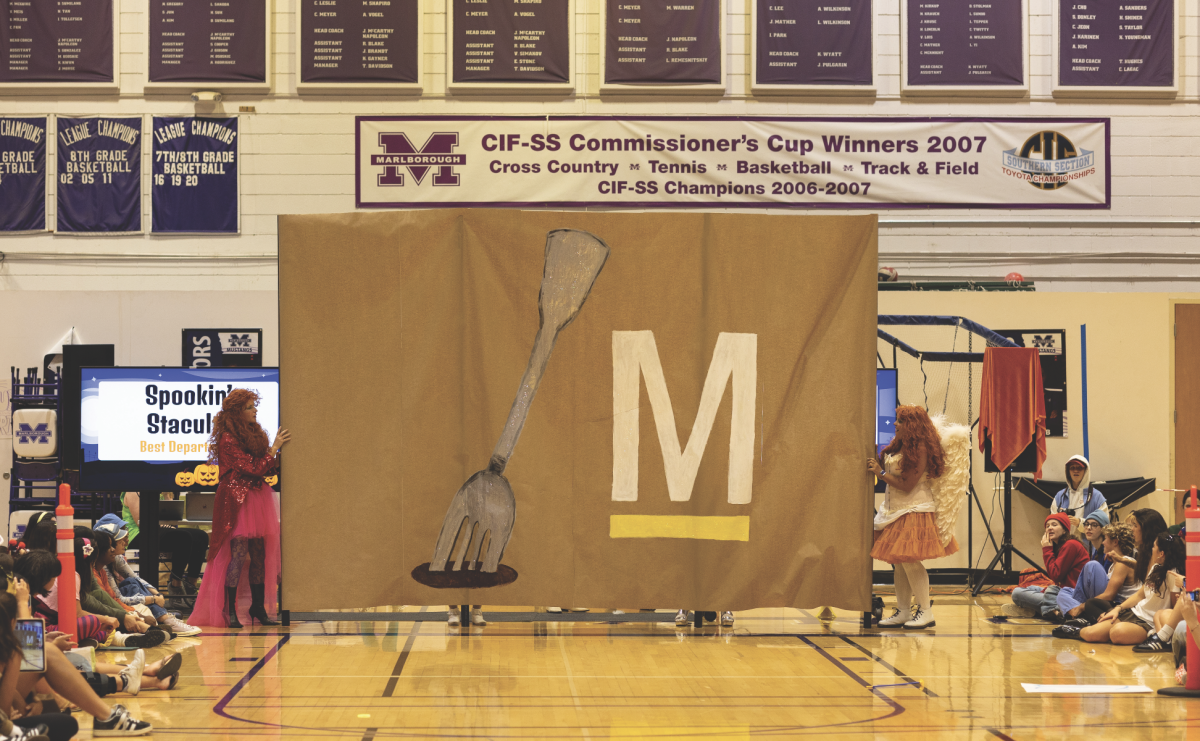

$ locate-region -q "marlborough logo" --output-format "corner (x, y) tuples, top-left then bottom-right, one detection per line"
(371, 132), (464, 187)
(16, 423), (52, 445)
(1002, 131), (1095, 191)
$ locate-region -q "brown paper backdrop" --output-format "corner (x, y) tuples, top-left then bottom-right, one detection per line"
(279, 209), (877, 612)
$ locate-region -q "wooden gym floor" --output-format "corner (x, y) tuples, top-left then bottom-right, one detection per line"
(94, 594), (1196, 740)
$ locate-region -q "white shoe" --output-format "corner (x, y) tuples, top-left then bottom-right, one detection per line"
(611, 610), (625, 615)
(120, 650), (145, 696)
(447, 610), (461, 626)
(164, 617), (202, 637)
(878, 607), (912, 628)
(470, 608), (486, 626)
(569, 608), (590, 612)
(720, 611), (734, 627)
(1001, 603), (1036, 618)
(675, 609), (691, 626)
(904, 606), (935, 629)
(546, 607), (563, 613)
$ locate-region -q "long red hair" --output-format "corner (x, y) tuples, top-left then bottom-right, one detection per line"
(880, 405), (944, 479)
(208, 388), (270, 461)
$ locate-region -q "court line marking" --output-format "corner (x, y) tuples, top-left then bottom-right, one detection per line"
(382, 607), (426, 697)
(795, 635), (907, 726)
(212, 633), (291, 726)
(836, 635), (939, 697)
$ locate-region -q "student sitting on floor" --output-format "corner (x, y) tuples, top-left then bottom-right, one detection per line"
(1076, 510), (1112, 569)
(92, 515), (200, 637)
(1004, 513), (1090, 620)
(1078, 531), (1184, 645)
(1052, 521), (1139, 639)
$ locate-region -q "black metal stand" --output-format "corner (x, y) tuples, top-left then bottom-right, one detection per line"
(1157, 687), (1200, 697)
(460, 604), (469, 626)
(971, 468), (1047, 596)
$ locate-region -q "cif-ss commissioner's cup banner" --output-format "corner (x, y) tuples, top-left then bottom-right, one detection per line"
(0, 117), (47, 232)
(278, 209), (877, 612)
(152, 117), (238, 233)
(357, 116), (1110, 209)
(57, 117), (142, 234)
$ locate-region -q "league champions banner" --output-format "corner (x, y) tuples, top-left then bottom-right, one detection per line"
(356, 116), (1110, 209)
(57, 117), (142, 234)
(151, 116), (239, 233)
(0, 117), (47, 232)
(279, 209), (878, 612)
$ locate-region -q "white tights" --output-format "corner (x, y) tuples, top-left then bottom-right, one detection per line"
(893, 561), (931, 613)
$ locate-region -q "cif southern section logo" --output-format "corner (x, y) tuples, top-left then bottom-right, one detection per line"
(372, 132), (464, 187)
(1002, 131), (1095, 191)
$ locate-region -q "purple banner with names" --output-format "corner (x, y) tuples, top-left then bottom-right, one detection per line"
(57, 117), (141, 234)
(301, 0), (419, 84)
(907, 0), (1023, 86)
(1058, 0), (1174, 87)
(149, 0), (266, 83)
(0, 117), (46, 231)
(756, 0), (872, 86)
(451, 0), (570, 84)
(0, 0), (113, 84)
(152, 117), (238, 234)
(605, 0), (721, 84)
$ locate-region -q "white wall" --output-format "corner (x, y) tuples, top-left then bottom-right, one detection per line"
(1, 0), (1200, 291)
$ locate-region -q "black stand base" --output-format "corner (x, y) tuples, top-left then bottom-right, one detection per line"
(1157, 686), (1200, 697)
(971, 468), (1048, 597)
(460, 604), (469, 627)
(282, 610), (290, 627)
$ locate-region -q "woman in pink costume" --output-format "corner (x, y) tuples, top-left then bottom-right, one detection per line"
(190, 389), (290, 628)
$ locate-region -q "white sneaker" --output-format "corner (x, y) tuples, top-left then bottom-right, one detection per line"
(569, 608), (590, 612)
(470, 608), (486, 626)
(904, 606), (935, 629)
(675, 609), (691, 626)
(447, 610), (461, 626)
(720, 611), (734, 627)
(546, 607), (563, 613)
(611, 610), (625, 615)
(164, 617), (202, 637)
(878, 607), (912, 628)
(1001, 603), (1036, 618)
(120, 649), (145, 695)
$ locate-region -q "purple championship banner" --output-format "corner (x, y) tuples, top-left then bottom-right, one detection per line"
(149, 0), (266, 83)
(451, 0), (570, 84)
(356, 116), (1110, 209)
(605, 0), (721, 84)
(906, 0), (1024, 87)
(0, 117), (46, 232)
(57, 117), (142, 234)
(300, 0), (419, 84)
(1058, 0), (1174, 87)
(0, 0), (113, 84)
(151, 117), (238, 234)
(755, 0), (872, 87)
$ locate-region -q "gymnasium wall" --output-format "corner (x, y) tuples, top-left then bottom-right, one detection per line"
(2, 0), (1200, 291)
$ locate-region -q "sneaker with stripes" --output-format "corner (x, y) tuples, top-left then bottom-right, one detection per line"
(92, 704), (152, 736)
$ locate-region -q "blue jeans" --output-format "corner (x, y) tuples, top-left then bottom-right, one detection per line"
(118, 576), (168, 620)
(1012, 585), (1061, 617)
(1056, 561), (1108, 614)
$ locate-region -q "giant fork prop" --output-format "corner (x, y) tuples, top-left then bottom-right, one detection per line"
(429, 229), (610, 573)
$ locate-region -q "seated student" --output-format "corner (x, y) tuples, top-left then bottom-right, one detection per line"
(1051, 456), (1109, 536)
(70, 533), (165, 650)
(13, 551), (109, 647)
(1132, 565), (1188, 653)
(0, 593), (153, 738)
(1110, 508), (1169, 573)
(1052, 521), (1139, 637)
(1077, 511), (1112, 569)
(122, 492), (210, 605)
(1078, 531), (1184, 645)
(1173, 589), (1198, 685)
(16, 515), (54, 556)
(92, 516), (200, 637)
(1005, 513), (1090, 619)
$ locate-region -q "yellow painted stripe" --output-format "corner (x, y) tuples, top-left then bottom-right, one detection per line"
(609, 515), (750, 541)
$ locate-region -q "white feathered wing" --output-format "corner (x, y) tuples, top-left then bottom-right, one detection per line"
(930, 414), (971, 548)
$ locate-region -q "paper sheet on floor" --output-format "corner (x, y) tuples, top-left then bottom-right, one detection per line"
(1021, 683), (1153, 694)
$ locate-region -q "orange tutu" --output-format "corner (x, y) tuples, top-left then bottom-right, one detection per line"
(871, 512), (959, 564)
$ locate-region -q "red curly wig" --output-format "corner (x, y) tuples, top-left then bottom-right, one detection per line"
(208, 388), (270, 461)
(880, 405), (945, 479)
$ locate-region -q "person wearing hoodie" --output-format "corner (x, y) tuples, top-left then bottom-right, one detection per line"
(1051, 456), (1109, 535)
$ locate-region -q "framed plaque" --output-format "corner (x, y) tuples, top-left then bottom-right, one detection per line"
(600, 0), (725, 94)
(750, 0), (878, 95)
(900, 0), (1028, 96)
(1052, 0), (1178, 97)
(298, 0), (424, 94)
(145, 0), (270, 94)
(0, 0), (118, 94)
(447, 0), (574, 93)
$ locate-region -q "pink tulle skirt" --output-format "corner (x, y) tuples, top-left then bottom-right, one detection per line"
(190, 483), (281, 628)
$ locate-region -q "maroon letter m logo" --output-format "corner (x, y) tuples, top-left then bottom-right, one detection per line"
(376, 132), (462, 187)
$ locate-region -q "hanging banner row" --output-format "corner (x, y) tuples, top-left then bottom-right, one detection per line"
(0, 117), (238, 234)
(356, 116), (1110, 209)
(0, 0), (1179, 95)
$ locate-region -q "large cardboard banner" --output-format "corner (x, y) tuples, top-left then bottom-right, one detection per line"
(356, 116), (1110, 209)
(279, 210), (877, 612)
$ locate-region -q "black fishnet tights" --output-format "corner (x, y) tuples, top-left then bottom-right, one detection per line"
(226, 536), (266, 586)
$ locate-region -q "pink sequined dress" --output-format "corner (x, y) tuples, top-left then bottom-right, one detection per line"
(189, 434), (281, 627)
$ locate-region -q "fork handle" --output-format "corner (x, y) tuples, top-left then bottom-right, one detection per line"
(490, 325), (557, 474)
